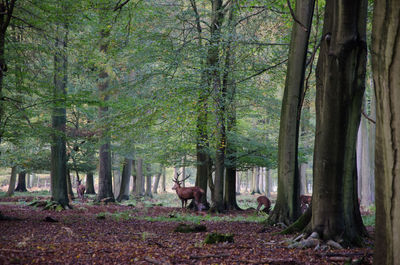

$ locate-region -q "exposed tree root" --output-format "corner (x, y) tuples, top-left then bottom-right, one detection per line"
(288, 232), (344, 250)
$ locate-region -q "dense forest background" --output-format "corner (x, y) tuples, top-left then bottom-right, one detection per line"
(0, 0), (399, 264)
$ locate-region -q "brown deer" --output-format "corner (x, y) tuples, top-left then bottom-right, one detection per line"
(256, 195), (271, 214)
(172, 173), (205, 211)
(77, 179), (86, 202)
(300, 194), (312, 213)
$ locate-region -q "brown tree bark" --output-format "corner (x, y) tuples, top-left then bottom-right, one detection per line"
(6, 166), (17, 196)
(372, 0), (400, 263)
(117, 158), (132, 201)
(312, 0), (367, 245)
(85, 172), (96, 194)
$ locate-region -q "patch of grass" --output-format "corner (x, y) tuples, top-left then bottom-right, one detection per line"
(362, 214), (375, 226)
(95, 211), (133, 221)
(141, 212), (265, 223)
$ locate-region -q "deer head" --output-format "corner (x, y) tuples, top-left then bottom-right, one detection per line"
(172, 172), (190, 190)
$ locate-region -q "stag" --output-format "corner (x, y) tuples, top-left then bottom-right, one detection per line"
(172, 173), (205, 211)
(77, 179), (86, 202)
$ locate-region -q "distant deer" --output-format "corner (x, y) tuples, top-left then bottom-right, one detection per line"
(77, 179), (86, 202)
(256, 196), (271, 214)
(172, 173), (205, 211)
(300, 194), (312, 213)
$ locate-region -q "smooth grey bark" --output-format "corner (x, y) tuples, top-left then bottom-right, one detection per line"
(131, 160), (136, 195)
(299, 163), (307, 195)
(145, 164), (152, 197)
(135, 158), (144, 196)
(85, 172), (95, 194)
(372, 0), (400, 263)
(153, 173), (161, 194)
(266, 169), (272, 198)
(50, 24), (69, 207)
(312, 0), (367, 245)
(14, 171), (27, 192)
(269, 0), (314, 225)
(117, 158), (132, 201)
(6, 166), (17, 196)
(161, 167), (166, 192)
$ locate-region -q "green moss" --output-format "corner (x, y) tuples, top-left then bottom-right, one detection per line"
(174, 223), (207, 233)
(204, 233), (234, 244)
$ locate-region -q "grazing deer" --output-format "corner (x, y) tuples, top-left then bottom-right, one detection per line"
(172, 173), (205, 211)
(77, 179), (86, 202)
(256, 196), (271, 214)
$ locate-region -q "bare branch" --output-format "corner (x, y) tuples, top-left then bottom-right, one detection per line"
(287, 0), (308, 32)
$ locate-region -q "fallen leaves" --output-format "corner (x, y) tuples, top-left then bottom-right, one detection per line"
(0, 200), (373, 264)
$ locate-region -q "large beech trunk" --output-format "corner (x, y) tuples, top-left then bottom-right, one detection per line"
(312, 0), (367, 245)
(372, 0), (400, 263)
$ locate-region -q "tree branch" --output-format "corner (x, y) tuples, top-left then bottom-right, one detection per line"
(287, 0), (308, 32)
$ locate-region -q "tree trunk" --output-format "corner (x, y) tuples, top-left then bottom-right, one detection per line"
(113, 153), (121, 198)
(269, 0), (314, 226)
(85, 172), (96, 194)
(161, 167), (166, 192)
(208, 0), (225, 212)
(266, 169), (272, 198)
(96, 26), (114, 202)
(66, 169), (74, 200)
(299, 163), (307, 195)
(131, 160), (136, 195)
(236, 172), (241, 194)
(312, 0), (367, 245)
(191, 0), (211, 207)
(135, 158), (144, 196)
(372, 0), (400, 263)
(153, 173), (161, 194)
(117, 158), (132, 202)
(145, 164), (152, 197)
(0, 1), (15, 146)
(6, 166), (17, 197)
(223, 2), (239, 210)
(50, 24), (69, 207)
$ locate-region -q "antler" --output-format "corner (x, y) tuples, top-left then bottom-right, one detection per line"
(172, 172), (181, 183)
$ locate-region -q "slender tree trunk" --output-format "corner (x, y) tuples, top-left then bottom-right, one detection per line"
(266, 169), (272, 198)
(50, 24), (69, 207)
(269, 0), (314, 225)
(153, 173), (161, 194)
(161, 166), (166, 193)
(117, 158), (132, 201)
(299, 163), (307, 195)
(312, 0), (367, 245)
(66, 169), (74, 200)
(372, 0), (400, 263)
(236, 172), (241, 194)
(6, 166), (17, 197)
(85, 172), (95, 194)
(131, 160), (136, 195)
(135, 158), (144, 196)
(145, 164), (152, 197)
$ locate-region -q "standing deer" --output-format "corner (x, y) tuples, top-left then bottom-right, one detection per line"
(77, 179), (86, 202)
(300, 194), (312, 213)
(256, 195), (271, 214)
(172, 173), (205, 211)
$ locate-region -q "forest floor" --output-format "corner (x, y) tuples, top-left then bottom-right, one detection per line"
(0, 194), (374, 265)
